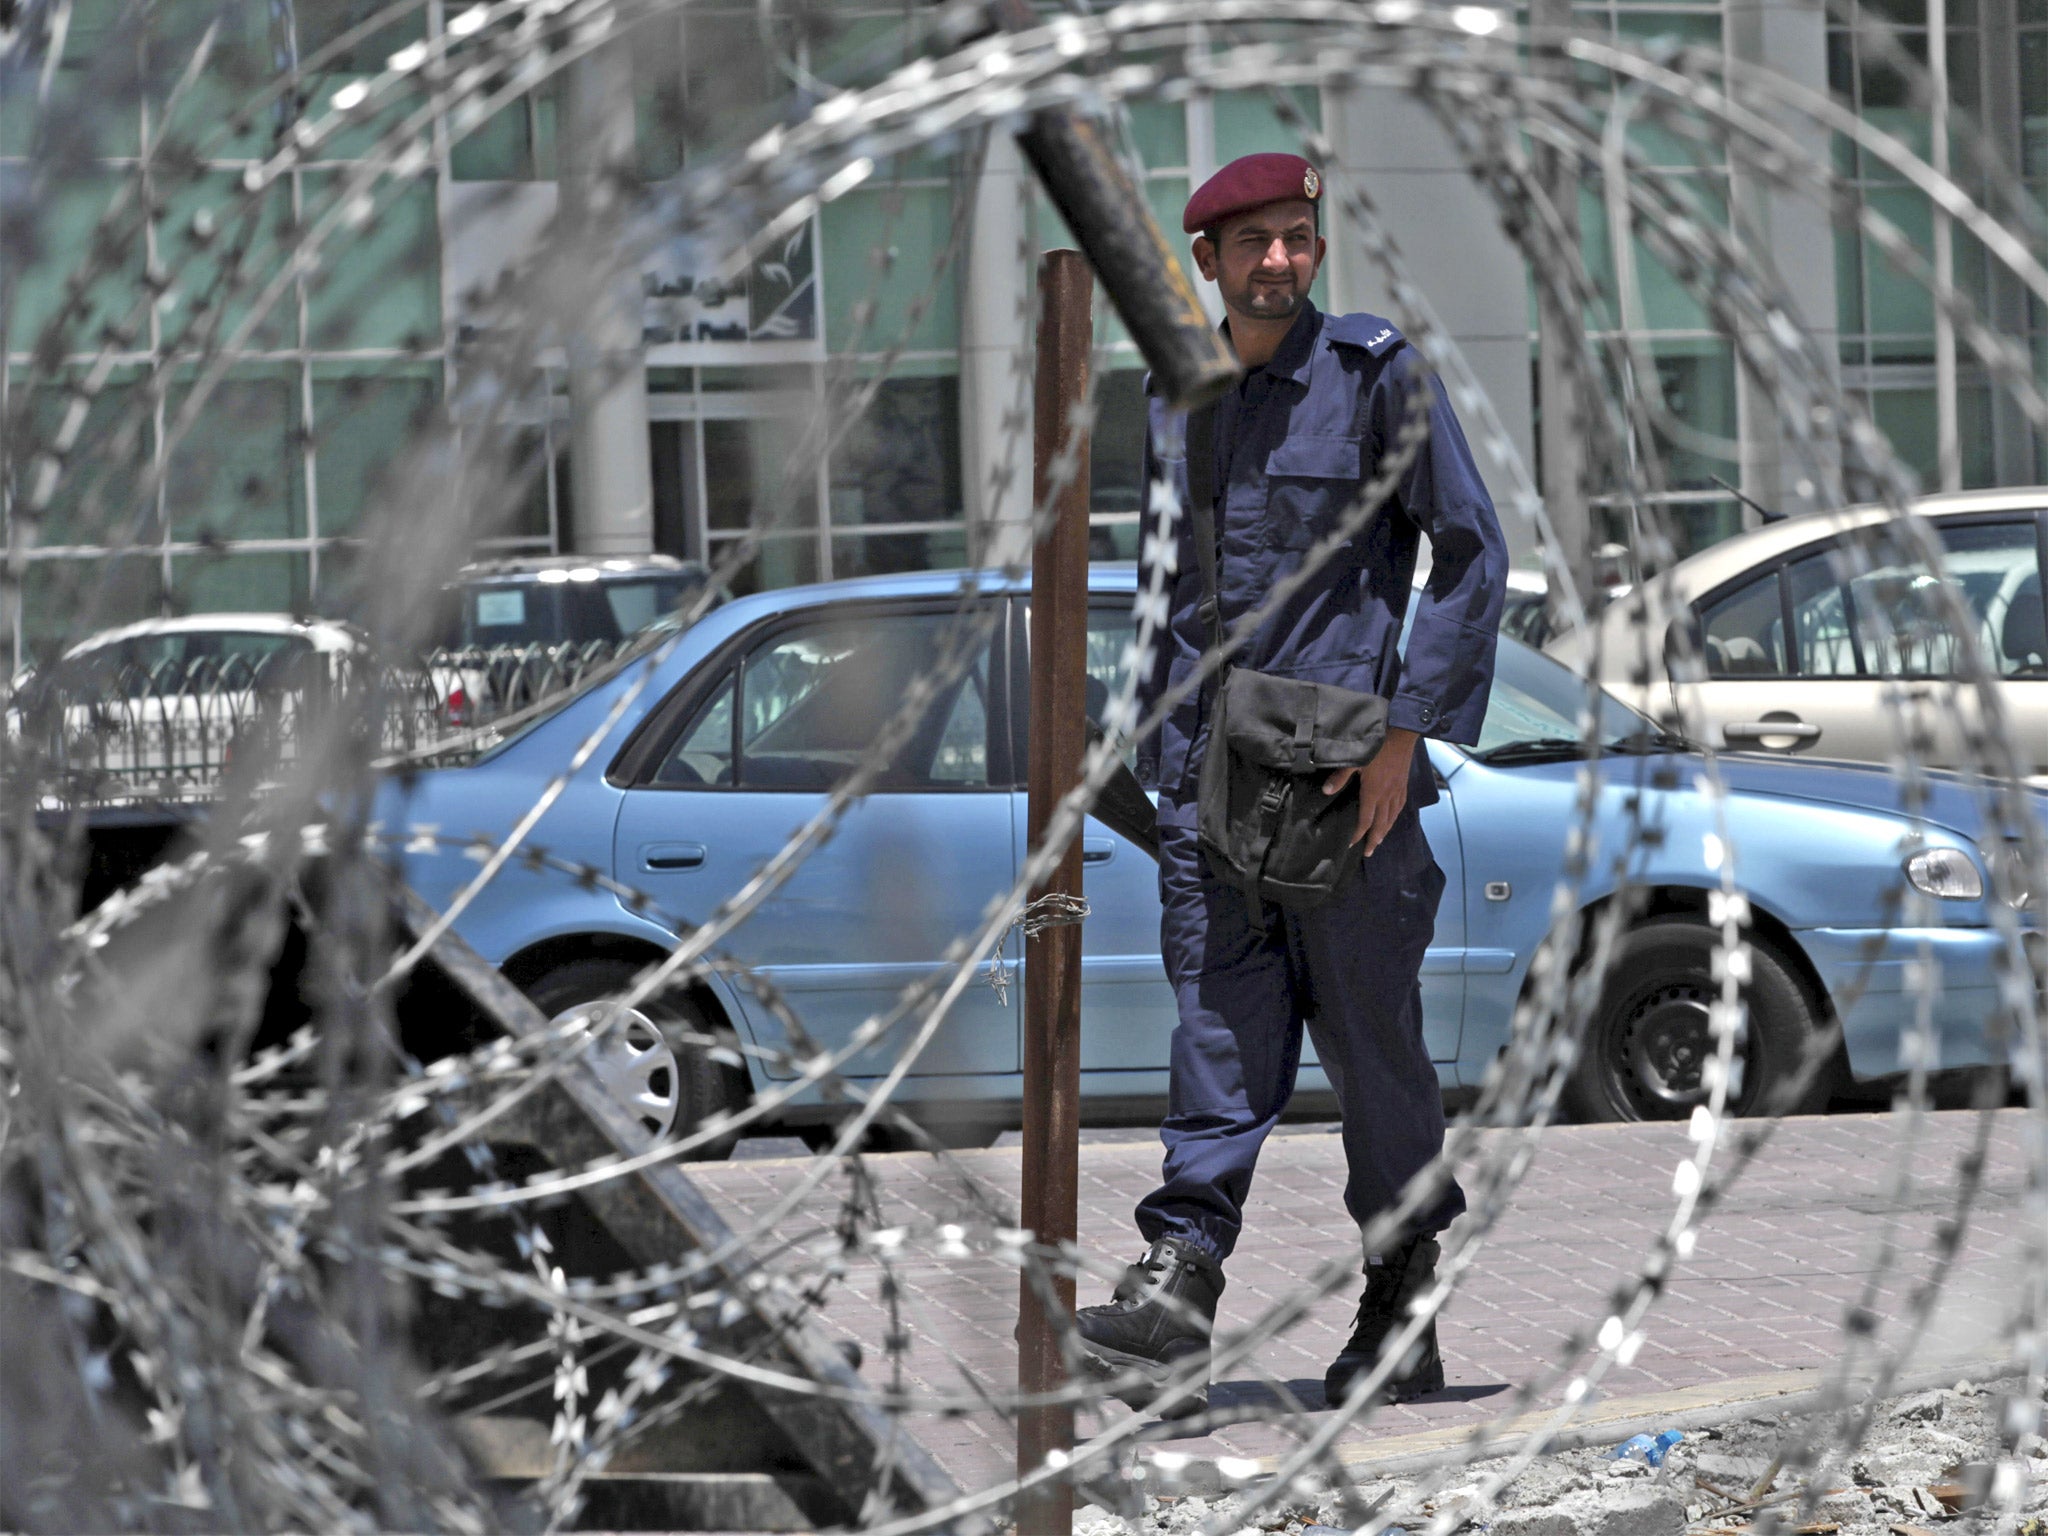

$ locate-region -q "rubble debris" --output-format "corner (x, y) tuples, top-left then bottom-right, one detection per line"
(1089, 1381), (2025, 1536)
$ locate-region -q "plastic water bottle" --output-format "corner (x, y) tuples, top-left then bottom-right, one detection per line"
(1611, 1429), (1683, 1467)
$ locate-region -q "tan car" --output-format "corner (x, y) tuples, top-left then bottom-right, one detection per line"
(1558, 488), (2048, 777)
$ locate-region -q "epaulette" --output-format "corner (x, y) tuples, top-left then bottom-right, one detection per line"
(1324, 311), (1405, 357)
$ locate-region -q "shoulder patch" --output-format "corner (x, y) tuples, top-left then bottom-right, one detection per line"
(1325, 312), (1405, 357)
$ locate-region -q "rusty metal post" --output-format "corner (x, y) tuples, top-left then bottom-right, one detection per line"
(1016, 249), (1092, 1535)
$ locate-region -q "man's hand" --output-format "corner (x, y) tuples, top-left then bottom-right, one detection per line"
(1323, 727), (1420, 855)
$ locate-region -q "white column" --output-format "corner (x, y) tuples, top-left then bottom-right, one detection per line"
(1727, 0), (1842, 513)
(560, 38), (654, 555)
(1323, 82), (1542, 570)
(959, 130), (1034, 570)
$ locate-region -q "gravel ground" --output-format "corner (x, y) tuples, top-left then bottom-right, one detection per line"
(1073, 1380), (2041, 1536)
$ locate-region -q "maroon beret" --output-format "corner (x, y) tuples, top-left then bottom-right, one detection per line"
(1182, 153), (1323, 234)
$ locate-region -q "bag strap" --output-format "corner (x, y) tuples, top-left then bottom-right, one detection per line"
(1184, 400), (1224, 660)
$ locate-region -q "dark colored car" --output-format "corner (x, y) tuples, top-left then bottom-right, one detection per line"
(439, 554), (719, 651)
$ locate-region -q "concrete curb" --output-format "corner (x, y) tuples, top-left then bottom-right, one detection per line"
(1145, 1356), (2021, 1495)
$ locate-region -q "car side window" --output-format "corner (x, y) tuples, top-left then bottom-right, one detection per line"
(1697, 573), (1787, 677)
(1015, 603), (1140, 769)
(655, 672), (735, 785)
(1941, 518), (2044, 677)
(654, 611), (996, 791)
(1786, 551), (1864, 677)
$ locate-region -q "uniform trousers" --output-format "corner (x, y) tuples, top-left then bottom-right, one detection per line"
(1136, 798), (1468, 1266)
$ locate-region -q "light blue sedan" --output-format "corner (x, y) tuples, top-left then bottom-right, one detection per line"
(376, 567), (2036, 1145)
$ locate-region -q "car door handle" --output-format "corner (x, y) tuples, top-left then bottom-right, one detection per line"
(1723, 720), (1821, 744)
(1083, 837), (1115, 864)
(640, 842), (706, 870)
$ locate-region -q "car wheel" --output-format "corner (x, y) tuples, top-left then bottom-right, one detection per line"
(1564, 917), (1834, 1123)
(522, 958), (749, 1159)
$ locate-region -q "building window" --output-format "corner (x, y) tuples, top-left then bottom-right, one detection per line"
(1827, 0), (2036, 490)
(3, 0), (448, 666)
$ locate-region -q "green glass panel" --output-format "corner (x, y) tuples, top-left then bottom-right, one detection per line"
(1869, 385), (1938, 484)
(151, 62), (276, 163)
(294, 0), (427, 73)
(2022, 0), (2048, 21)
(1862, 185), (1935, 345)
(1860, 106), (1932, 178)
(1864, 386), (1991, 490)
(22, 554), (164, 665)
(171, 551), (309, 614)
(310, 365), (440, 534)
(450, 99), (533, 181)
(1613, 9), (1723, 49)
(1858, 0), (1927, 25)
(17, 370), (154, 549)
(1827, 26), (1854, 95)
(832, 526), (969, 578)
(1127, 99), (1188, 169)
(828, 373), (960, 528)
(702, 415), (818, 535)
(4, 26), (141, 158)
(706, 533), (818, 596)
(1090, 368), (1149, 518)
(1620, 112), (1721, 171)
(147, 0), (279, 163)
(1947, 29), (1981, 113)
(1212, 87), (1321, 161)
(1577, 182), (1713, 333)
(305, 72), (410, 162)
(164, 369), (306, 542)
(819, 184), (960, 354)
(156, 172), (300, 354)
(302, 171), (441, 351)
(1648, 340), (1737, 491)
(1958, 385), (1995, 489)
(532, 84), (559, 181)
(1835, 219), (1867, 336)
(811, 14), (906, 77)
(1665, 498), (1743, 559)
(2021, 34), (2048, 178)
(4, 167), (147, 354)
(637, 85), (685, 182)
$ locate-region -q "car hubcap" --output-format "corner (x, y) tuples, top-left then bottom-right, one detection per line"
(550, 1001), (680, 1143)
(1616, 983), (1745, 1115)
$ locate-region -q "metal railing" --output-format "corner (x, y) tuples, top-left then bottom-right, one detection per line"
(13, 641), (628, 806)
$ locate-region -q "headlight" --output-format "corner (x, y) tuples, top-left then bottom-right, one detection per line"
(1904, 846), (1983, 901)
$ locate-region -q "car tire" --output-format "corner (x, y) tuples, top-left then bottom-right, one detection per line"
(1563, 917), (1835, 1123)
(522, 958), (750, 1159)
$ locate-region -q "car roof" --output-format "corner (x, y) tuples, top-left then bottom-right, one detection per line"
(1639, 487), (2048, 606)
(455, 554), (697, 582)
(696, 564), (1137, 630)
(61, 614), (364, 658)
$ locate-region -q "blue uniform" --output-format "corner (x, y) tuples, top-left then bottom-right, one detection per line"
(1134, 301), (1508, 1264)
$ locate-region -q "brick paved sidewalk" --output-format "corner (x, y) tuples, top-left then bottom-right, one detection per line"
(688, 1111), (2026, 1493)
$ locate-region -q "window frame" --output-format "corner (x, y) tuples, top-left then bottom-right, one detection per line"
(606, 595), (1017, 793)
(1680, 509), (2048, 682)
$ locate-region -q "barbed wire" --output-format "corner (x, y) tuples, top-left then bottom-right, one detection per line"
(1, 2), (2045, 1532)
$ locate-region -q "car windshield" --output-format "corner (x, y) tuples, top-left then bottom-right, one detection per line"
(1467, 636), (1671, 762)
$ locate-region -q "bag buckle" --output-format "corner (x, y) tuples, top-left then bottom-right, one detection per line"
(1290, 714), (1315, 775)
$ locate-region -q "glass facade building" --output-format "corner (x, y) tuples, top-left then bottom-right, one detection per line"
(5, 0), (2044, 662)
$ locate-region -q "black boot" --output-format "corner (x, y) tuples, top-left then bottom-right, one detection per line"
(1075, 1237), (1223, 1416)
(1323, 1236), (1446, 1405)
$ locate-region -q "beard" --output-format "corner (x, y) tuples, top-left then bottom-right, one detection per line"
(1229, 276), (1306, 321)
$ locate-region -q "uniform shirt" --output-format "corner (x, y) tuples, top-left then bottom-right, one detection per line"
(1136, 302), (1508, 818)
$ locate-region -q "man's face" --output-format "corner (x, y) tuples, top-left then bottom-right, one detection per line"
(1192, 201), (1325, 324)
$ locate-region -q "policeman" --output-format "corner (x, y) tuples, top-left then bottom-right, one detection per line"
(1075, 153), (1508, 1410)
